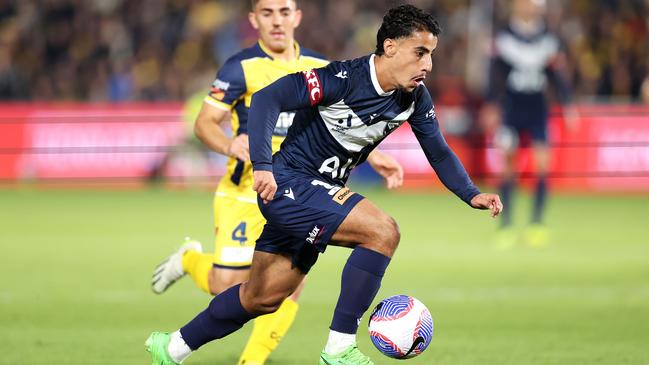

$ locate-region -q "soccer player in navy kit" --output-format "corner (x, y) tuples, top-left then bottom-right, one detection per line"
(146, 5), (502, 365)
(482, 0), (577, 247)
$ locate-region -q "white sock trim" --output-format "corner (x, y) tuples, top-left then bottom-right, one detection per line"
(168, 330), (192, 363)
(324, 330), (356, 355)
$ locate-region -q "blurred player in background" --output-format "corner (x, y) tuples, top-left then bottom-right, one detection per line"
(146, 5), (501, 365)
(150, 1), (403, 364)
(481, 0), (577, 248)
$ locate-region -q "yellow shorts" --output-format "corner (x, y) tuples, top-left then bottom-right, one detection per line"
(212, 185), (265, 269)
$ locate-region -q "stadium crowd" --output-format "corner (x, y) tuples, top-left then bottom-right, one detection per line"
(0, 0), (647, 103)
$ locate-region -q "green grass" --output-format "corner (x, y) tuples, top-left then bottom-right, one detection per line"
(1, 187), (648, 364)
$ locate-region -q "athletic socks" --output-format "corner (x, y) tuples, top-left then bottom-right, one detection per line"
(167, 330), (192, 363)
(324, 330), (357, 355)
(500, 178), (515, 228)
(238, 298), (299, 364)
(179, 284), (255, 350)
(181, 249), (213, 294)
(532, 176), (547, 224)
(329, 247), (391, 336)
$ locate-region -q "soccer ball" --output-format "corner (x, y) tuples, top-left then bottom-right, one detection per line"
(368, 295), (434, 359)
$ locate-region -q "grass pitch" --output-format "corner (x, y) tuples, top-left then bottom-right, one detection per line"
(1, 187), (647, 364)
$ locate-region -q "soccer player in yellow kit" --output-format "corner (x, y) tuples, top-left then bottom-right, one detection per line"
(150, 1), (404, 364)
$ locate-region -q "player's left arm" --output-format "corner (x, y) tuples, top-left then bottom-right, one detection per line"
(366, 150), (403, 189)
(409, 87), (502, 217)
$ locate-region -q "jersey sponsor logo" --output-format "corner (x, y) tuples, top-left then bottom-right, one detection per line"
(306, 224), (323, 244)
(213, 79), (230, 91)
(333, 187), (355, 205)
(302, 69), (323, 106)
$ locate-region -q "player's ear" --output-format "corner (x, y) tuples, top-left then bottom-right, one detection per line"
(293, 9), (302, 28)
(248, 12), (260, 30)
(383, 38), (397, 57)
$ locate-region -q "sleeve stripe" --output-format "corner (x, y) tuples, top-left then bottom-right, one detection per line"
(204, 96), (232, 111)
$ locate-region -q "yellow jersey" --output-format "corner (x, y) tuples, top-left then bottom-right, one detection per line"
(205, 41), (328, 198)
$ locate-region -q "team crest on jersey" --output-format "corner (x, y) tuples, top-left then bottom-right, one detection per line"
(210, 87), (226, 101)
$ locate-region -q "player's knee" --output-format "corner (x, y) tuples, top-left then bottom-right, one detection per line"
(209, 269), (248, 296)
(368, 215), (400, 256)
(382, 215), (401, 249)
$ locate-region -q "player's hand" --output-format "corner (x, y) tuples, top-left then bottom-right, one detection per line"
(253, 170), (277, 204)
(470, 193), (503, 218)
(227, 134), (250, 161)
(367, 150), (404, 189)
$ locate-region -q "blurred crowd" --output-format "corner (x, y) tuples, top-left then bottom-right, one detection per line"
(0, 0), (647, 103)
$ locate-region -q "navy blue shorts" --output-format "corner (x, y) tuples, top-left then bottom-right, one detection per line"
(255, 173), (365, 273)
(503, 94), (549, 143)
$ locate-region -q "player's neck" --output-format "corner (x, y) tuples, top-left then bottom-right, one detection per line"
(260, 40), (297, 62)
(373, 54), (398, 93)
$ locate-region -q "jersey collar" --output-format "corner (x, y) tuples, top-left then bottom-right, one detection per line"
(369, 54), (394, 97)
(258, 40), (301, 61)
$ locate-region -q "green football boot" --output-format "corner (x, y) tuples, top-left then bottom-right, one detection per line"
(145, 332), (180, 365)
(319, 345), (374, 365)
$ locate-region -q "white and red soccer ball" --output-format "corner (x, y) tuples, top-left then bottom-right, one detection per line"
(368, 295), (434, 359)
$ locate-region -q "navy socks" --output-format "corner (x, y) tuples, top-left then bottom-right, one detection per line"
(180, 284), (255, 350)
(330, 247), (391, 334)
(500, 179), (515, 228)
(532, 176), (547, 224)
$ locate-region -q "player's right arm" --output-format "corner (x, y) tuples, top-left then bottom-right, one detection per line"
(195, 56), (250, 160)
(194, 104), (249, 161)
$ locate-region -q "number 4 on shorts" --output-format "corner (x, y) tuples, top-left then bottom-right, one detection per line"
(231, 222), (248, 245)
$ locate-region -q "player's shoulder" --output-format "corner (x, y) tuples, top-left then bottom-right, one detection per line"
(317, 55), (370, 81)
(298, 46), (328, 64)
(222, 43), (268, 66)
(412, 83), (434, 110)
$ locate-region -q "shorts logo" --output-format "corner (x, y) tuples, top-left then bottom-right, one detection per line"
(302, 69), (322, 106)
(306, 224), (323, 244)
(333, 187), (355, 205)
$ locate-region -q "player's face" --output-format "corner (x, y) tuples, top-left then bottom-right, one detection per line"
(249, 0), (302, 54)
(513, 0), (546, 21)
(389, 30), (438, 93)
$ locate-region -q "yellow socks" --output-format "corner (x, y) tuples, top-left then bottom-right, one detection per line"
(181, 249), (213, 294)
(237, 298), (299, 365)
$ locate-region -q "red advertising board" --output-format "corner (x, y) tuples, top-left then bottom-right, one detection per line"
(1, 103), (647, 191)
(381, 105), (649, 192)
(0, 103), (186, 181)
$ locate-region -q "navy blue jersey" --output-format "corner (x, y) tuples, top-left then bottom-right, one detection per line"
(487, 23), (570, 113)
(249, 54), (480, 204)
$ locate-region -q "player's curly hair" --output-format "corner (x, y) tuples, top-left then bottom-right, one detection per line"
(375, 4), (441, 55)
